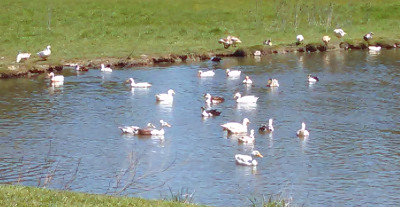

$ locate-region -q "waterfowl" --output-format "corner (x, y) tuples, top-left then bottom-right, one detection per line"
(296, 122), (310, 138)
(235, 150), (263, 166)
(204, 93), (225, 104)
(296, 35), (304, 45)
(259, 118), (274, 133)
(266, 78), (279, 87)
(201, 107), (221, 117)
(137, 120), (171, 136)
(198, 70), (215, 77)
(211, 56), (222, 62)
(226, 69), (241, 77)
(16, 52), (31, 63)
(238, 129), (255, 144)
(126, 78), (152, 88)
(308, 74), (319, 83)
(368, 46), (381, 51)
(333, 29), (346, 39)
(254, 51), (261, 56)
(75, 65), (89, 72)
(234, 92), (258, 103)
(322, 36), (331, 45)
(218, 36), (242, 48)
(48, 72), (64, 83)
(242, 76), (253, 84)
(119, 123), (155, 134)
(221, 118), (250, 134)
(156, 89), (175, 102)
(37, 45), (51, 60)
(100, 64), (112, 72)
(363, 32), (374, 42)
(263, 39), (272, 46)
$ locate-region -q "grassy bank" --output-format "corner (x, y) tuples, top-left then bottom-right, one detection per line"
(0, 185), (204, 207)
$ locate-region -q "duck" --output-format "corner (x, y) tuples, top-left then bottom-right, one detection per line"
(48, 72), (64, 83)
(234, 92), (258, 103)
(119, 123), (155, 134)
(242, 76), (253, 84)
(238, 129), (255, 144)
(259, 118), (274, 133)
(368, 46), (382, 51)
(210, 57), (222, 62)
(263, 39), (272, 46)
(235, 150), (263, 166)
(75, 65), (89, 72)
(204, 93), (225, 104)
(333, 29), (346, 39)
(322, 36), (331, 45)
(296, 122), (310, 138)
(156, 89), (175, 102)
(37, 45), (51, 60)
(16, 52), (31, 63)
(296, 35), (304, 45)
(198, 70), (215, 77)
(100, 64), (112, 72)
(308, 74), (319, 83)
(226, 69), (241, 77)
(363, 32), (374, 42)
(266, 78), (279, 87)
(201, 107), (221, 117)
(126, 78), (152, 88)
(254, 50), (261, 56)
(137, 120), (171, 136)
(221, 118), (250, 134)
(229, 36), (242, 47)
(218, 37), (233, 49)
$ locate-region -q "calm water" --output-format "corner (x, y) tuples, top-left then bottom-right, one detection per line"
(1, 50), (399, 206)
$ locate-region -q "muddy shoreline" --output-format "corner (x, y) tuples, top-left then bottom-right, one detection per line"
(1, 41), (398, 79)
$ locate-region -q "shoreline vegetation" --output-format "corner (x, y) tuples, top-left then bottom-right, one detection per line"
(1, 0), (399, 78)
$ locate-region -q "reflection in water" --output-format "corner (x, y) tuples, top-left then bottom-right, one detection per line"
(1, 50), (400, 207)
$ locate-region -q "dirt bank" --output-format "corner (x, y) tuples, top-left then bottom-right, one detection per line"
(1, 41), (398, 79)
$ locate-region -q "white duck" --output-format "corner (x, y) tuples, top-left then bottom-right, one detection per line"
(156, 89), (175, 102)
(234, 92), (259, 103)
(16, 52), (31, 63)
(254, 50), (261, 56)
(296, 122), (310, 138)
(126, 78), (152, 88)
(37, 45), (51, 60)
(100, 64), (112, 72)
(308, 74), (319, 83)
(235, 150), (263, 166)
(221, 118), (250, 134)
(137, 120), (171, 136)
(198, 70), (215, 77)
(333, 29), (346, 39)
(242, 76), (253, 84)
(119, 123), (155, 134)
(368, 46), (381, 51)
(267, 78), (279, 87)
(322, 36), (331, 45)
(226, 69), (241, 77)
(48, 72), (64, 83)
(259, 118), (274, 133)
(238, 129), (255, 144)
(296, 35), (304, 44)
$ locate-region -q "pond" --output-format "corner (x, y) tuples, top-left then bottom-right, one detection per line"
(1, 50), (400, 206)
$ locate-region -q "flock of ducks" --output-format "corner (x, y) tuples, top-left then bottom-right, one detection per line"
(16, 45), (51, 63)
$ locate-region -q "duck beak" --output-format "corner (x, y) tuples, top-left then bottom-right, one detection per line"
(125, 79), (130, 83)
(257, 153), (263, 158)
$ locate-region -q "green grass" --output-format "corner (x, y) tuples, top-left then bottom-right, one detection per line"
(0, 185), (204, 207)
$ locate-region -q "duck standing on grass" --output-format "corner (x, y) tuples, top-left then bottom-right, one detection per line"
(363, 32), (374, 43)
(333, 29), (346, 39)
(296, 35), (304, 45)
(37, 45), (51, 60)
(16, 52), (31, 63)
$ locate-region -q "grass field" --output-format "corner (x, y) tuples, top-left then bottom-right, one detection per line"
(1, 0), (399, 63)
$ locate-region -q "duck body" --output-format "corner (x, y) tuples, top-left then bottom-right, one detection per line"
(234, 92), (258, 103)
(119, 123), (156, 134)
(363, 32), (374, 42)
(156, 89), (175, 102)
(221, 118), (250, 134)
(333, 29), (346, 38)
(16, 52), (31, 63)
(48, 72), (64, 83)
(296, 35), (304, 44)
(235, 150), (263, 166)
(242, 76), (253, 84)
(137, 120), (171, 136)
(259, 119), (274, 133)
(308, 74), (319, 83)
(100, 64), (112, 72)
(368, 46), (381, 51)
(126, 78), (152, 88)
(211, 57), (222, 62)
(198, 70), (215, 77)
(201, 107), (221, 117)
(226, 69), (241, 77)
(297, 122), (310, 138)
(37, 45), (51, 60)
(204, 93), (224, 104)
(322, 36), (331, 45)
(263, 39), (272, 46)
(267, 78), (279, 87)
(238, 129), (255, 143)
